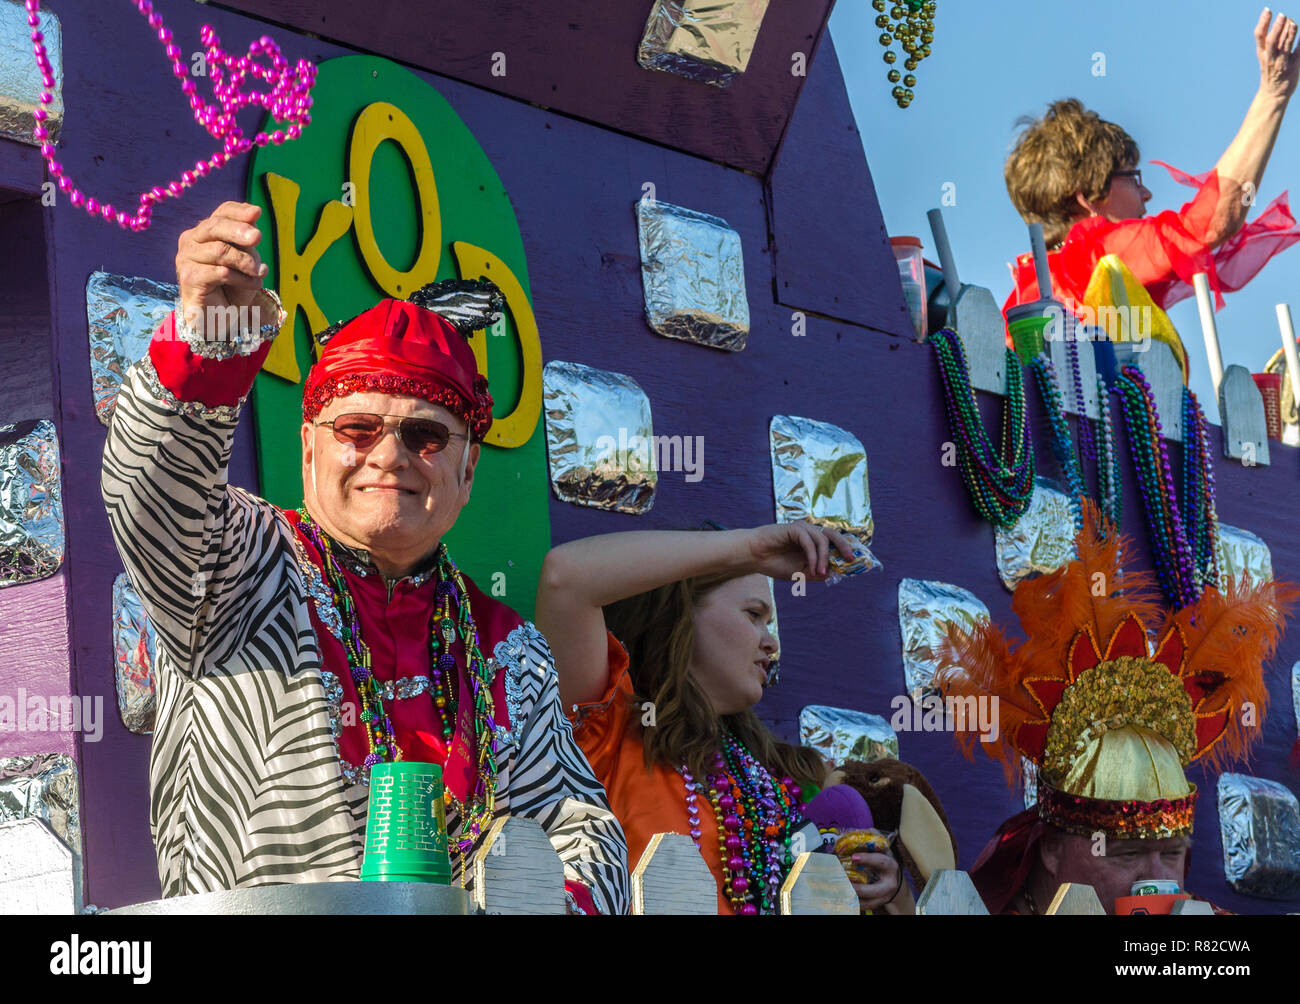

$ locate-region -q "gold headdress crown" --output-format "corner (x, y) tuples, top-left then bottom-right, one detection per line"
(937, 506), (1296, 838)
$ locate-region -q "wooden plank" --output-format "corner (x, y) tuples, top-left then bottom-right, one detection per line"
(631, 832), (717, 915)
(472, 817), (565, 915)
(779, 851), (860, 915)
(1117, 339), (1183, 441)
(915, 869), (989, 915)
(1047, 335), (1100, 419)
(1170, 898), (1216, 916)
(1219, 364), (1271, 467)
(1045, 883), (1106, 915)
(953, 286), (1010, 396)
(768, 34), (911, 335)
(207, 0), (834, 175)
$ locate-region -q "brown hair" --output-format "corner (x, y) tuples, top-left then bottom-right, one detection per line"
(603, 570), (826, 789)
(1004, 98), (1140, 247)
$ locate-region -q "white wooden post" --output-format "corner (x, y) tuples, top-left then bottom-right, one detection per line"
(779, 852), (860, 915)
(1045, 882), (1106, 915)
(471, 817), (565, 915)
(915, 869), (989, 915)
(630, 833), (717, 915)
(928, 208), (1007, 396)
(1194, 272), (1226, 396)
(1276, 304), (1300, 407)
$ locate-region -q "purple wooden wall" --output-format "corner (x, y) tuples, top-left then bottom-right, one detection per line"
(9, 0), (1297, 913)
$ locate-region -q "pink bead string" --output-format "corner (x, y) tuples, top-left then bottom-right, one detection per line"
(25, 0), (317, 232)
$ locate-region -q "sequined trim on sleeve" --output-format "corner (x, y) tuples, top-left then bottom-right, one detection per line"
(173, 290), (287, 360)
(293, 532), (344, 643)
(493, 623), (548, 751)
(136, 353), (245, 424)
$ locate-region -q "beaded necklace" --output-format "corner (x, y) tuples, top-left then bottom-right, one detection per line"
(1028, 354), (1122, 530)
(1112, 367), (1219, 607)
(679, 732), (804, 916)
(930, 328), (1035, 527)
(296, 509), (501, 854)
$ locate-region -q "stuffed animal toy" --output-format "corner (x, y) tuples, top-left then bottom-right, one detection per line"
(828, 758), (958, 890)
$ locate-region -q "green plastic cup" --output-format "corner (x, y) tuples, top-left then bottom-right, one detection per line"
(360, 761), (452, 884)
(1007, 299), (1066, 363)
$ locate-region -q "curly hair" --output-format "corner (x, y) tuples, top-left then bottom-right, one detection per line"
(1004, 98), (1140, 247)
(603, 570), (826, 790)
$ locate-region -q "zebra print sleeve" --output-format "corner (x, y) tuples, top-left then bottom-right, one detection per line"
(101, 352), (290, 678)
(495, 623), (631, 915)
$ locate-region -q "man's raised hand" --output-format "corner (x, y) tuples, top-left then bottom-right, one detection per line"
(175, 201), (270, 333)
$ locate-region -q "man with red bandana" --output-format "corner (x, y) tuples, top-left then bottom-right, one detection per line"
(102, 201), (629, 913)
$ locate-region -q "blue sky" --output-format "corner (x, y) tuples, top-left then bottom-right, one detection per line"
(830, 0), (1300, 419)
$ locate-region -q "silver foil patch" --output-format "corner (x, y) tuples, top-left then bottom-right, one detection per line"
(1217, 772), (1300, 900)
(637, 0), (770, 86)
(0, 419), (64, 588)
(769, 414), (880, 582)
(995, 478), (1076, 591)
(0, 1), (62, 146)
(898, 578), (990, 701)
(1217, 523), (1273, 587)
(86, 271), (178, 425)
(799, 705), (899, 766)
(112, 572), (156, 735)
(1021, 756), (1038, 810)
(637, 198), (749, 350)
(0, 753), (80, 858)
(1292, 661), (1299, 742)
(543, 360), (657, 514)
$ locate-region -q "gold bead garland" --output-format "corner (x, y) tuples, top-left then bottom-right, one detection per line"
(871, 0), (936, 108)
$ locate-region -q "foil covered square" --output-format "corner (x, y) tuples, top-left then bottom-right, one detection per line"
(112, 572), (156, 735)
(0, 1), (62, 146)
(995, 477), (1077, 591)
(1217, 773), (1300, 899)
(1217, 524), (1273, 587)
(1021, 757), (1038, 810)
(0, 754), (81, 912)
(637, 199), (749, 351)
(799, 705), (898, 765)
(86, 271), (178, 425)
(637, 0), (770, 87)
(770, 414), (879, 582)
(0, 753), (80, 859)
(0, 419), (63, 588)
(543, 360), (656, 514)
(1292, 661), (1299, 740)
(898, 578), (990, 701)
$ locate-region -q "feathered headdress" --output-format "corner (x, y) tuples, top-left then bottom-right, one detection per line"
(936, 505), (1296, 839)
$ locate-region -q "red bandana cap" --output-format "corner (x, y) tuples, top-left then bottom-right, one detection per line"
(302, 283), (498, 441)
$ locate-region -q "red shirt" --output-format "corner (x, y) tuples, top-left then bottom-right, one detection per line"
(1003, 162), (1300, 363)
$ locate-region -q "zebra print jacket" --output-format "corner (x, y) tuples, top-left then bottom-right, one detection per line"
(100, 310), (629, 914)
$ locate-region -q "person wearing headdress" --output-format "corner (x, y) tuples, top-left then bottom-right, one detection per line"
(101, 202), (629, 913)
(935, 508), (1296, 914)
(1002, 10), (1300, 381)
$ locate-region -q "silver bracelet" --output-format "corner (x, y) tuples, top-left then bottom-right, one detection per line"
(174, 290), (287, 360)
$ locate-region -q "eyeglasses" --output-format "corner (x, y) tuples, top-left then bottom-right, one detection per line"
(1110, 168), (1143, 188)
(315, 412), (469, 456)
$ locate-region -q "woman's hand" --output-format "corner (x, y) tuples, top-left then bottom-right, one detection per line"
(1256, 8), (1299, 101)
(844, 850), (914, 914)
(745, 521), (858, 581)
(175, 201), (270, 333)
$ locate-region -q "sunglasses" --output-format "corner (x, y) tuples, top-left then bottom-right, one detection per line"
(1110, 168), (1143, 188)
(315, 412), (468, 456)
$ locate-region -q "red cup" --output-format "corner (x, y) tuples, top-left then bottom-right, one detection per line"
(1253, 373), (1282, 441)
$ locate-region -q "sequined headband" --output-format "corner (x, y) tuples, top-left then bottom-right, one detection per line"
(1037, 781), (1198, 841)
